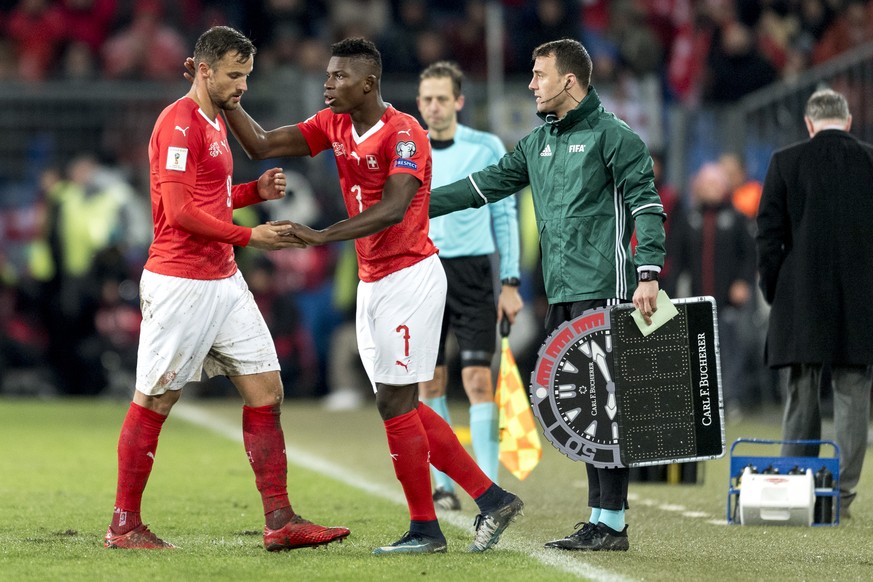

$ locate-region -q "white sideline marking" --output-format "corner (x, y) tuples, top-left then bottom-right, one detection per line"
(174, 403), (633, 582)
(627, 493), (722, 524)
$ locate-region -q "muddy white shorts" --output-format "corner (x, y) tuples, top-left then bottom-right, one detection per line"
(135, 269), (279, 395)
(356, 254), (447, 390)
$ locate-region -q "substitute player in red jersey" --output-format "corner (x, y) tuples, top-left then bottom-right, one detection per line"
(104, 26), (349, 552)
(217, 37), (524, 554)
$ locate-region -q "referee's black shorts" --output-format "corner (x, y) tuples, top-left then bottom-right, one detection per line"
(436, 255), (496, 368)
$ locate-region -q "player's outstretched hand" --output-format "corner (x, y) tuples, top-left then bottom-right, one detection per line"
(248, 223), (307, 250)
(183, 56), (195, 83)
(258, 168), (286, 200)
(269, 220), (327, 246)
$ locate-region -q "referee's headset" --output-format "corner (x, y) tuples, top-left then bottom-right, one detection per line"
(539, 77), (572, 105)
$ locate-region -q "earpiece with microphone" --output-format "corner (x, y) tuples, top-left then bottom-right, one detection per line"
(539, 79), (571, 104)
(540, 78), (580, 105)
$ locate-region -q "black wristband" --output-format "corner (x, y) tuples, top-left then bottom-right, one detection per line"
(501, 277), (521, 287)
(637, 270), (659, 282)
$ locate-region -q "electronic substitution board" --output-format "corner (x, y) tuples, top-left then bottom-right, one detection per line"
(529, 297), (725, 469)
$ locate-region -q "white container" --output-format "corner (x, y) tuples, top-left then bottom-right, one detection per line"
(738, 468), (814, 526)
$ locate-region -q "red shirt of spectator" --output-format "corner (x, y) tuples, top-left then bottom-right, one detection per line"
(102, 0), (187, 81)
(6, 0), (66, 81)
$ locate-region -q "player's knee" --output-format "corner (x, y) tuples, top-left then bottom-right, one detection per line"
(419, 379), (445, 400)
(461, 365), (494, 403)
(134, 388), (181, 416)
(375, 384), (417, 420)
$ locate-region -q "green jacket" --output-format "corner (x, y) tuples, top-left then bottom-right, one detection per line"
(430, 87), (666, 304)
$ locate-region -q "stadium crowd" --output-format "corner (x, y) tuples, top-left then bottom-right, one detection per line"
(1, 0), (872, 414)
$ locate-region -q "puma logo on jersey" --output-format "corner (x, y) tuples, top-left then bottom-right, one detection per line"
(350, 151), (361, 164)
(175, 126), (189, 136)
(395, 360), (409, 371)
(540, 144), (552, 157)
(397, 128), (412, 136)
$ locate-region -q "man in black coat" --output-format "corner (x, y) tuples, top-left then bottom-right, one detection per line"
(757, 88), (873, 519)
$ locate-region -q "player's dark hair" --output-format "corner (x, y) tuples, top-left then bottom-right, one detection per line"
(532, 39), (592, 88)
(805, 88), (849, 121)
(331, 37), (382, 76)
(420, 61), (464, 98)
(194, 26), (256, 69)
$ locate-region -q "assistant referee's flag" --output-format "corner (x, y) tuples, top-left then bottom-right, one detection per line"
(496, 319), (542, 480)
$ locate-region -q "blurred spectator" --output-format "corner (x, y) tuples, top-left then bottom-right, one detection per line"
(0, 39), (17, 81)
(101, 0), (187, 81)
(329, 0), (390, 40)
(719, 152), (763, 220)
(6, 0), (66, 82)
(797, 0), (839, 46)
(56, 0), (117, 55)
(245, 0), (327, 47)
(321, 241), (369, 410)
(600, 66), (665, 152)
(90, 245), (142, 392)
(663, 0), (709, 103)
(665, 162), (758, 417)
(413, 27), (450, 69)
(244, 254), (319, 398)
(0, 269), (50, 393)
(266, 243), (341, 398)
(377, 0), (429, 74)
(57, 41), (99, 81)
(812, 0), (873, 65)
(704, 20), (778, 103)
(606, 0), (665, 77)
(509, 0), (579, 73)
(444, 0), (489, 78)
(754, 3), (794, 74)
(38, 154), (148, 394)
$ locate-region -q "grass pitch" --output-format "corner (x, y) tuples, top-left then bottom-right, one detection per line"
(1, 397), (871, 581)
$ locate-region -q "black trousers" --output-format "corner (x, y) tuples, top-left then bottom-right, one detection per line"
(546, 299), (630, 511)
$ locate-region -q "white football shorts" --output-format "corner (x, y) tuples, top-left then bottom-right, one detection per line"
(135, 269), (280, 395)
(356, 253), (447, 391)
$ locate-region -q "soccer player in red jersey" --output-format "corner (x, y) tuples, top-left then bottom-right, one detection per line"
(219, 37), (524, 554)
(104, 26), (349, 551)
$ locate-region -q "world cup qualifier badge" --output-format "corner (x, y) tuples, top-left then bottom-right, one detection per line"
(529, 297), (726, 469)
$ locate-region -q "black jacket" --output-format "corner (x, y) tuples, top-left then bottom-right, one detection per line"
(756, 129), (873, 367)
(666, 200), (755, 309)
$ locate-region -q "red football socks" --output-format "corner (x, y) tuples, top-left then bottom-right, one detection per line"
(112, 402), (166, 534)
(242, 404), (292, 521)
(417, 403), (491, 499)
(384, 409), (436, 521)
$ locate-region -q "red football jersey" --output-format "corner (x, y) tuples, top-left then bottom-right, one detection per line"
(145, 97), (255, 280)
(298, 106), (437, 282)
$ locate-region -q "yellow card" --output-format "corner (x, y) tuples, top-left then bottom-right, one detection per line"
(632, 289), (679, 336)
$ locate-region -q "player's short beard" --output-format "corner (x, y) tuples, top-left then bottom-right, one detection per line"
(206, 84), (239, 111)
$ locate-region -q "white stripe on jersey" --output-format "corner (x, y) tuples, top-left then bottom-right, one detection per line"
(613, 186), (628, 299)
(631, 202), (664, 215)
(468, 175), (489, 205)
